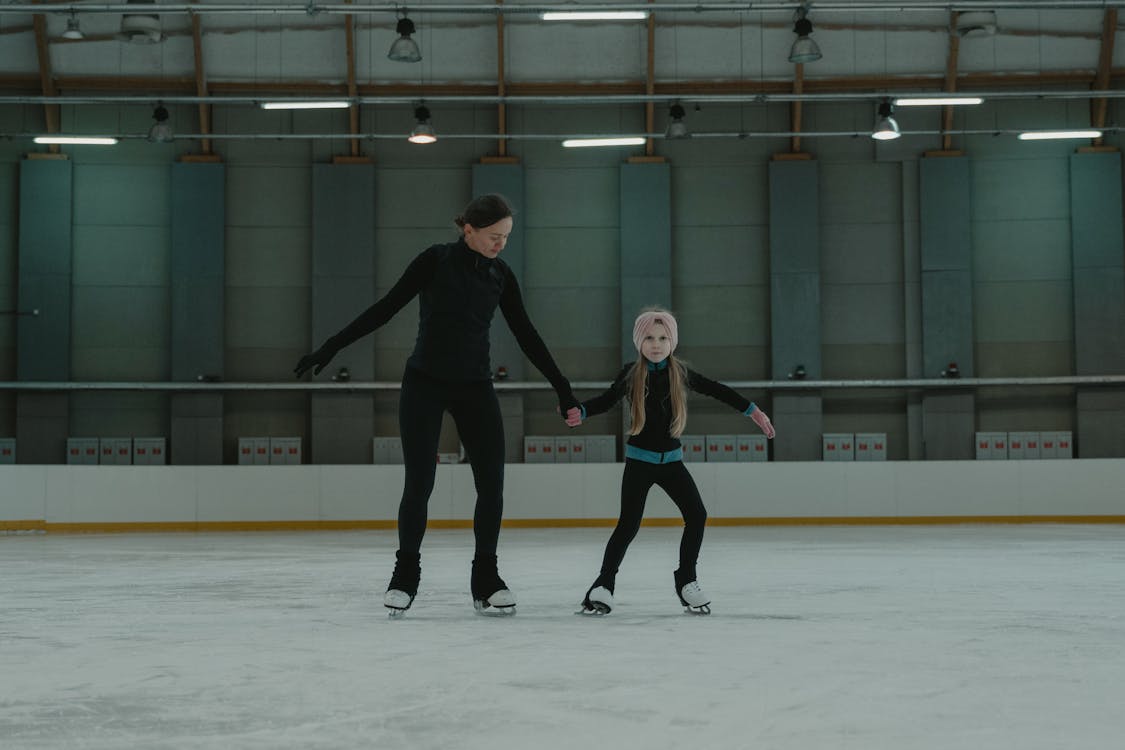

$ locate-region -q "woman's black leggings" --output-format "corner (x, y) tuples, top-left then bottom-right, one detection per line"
(397, 367), (505, 557)
(600, 459), (708, 578)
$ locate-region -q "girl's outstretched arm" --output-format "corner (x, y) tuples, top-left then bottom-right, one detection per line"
(686, 368), (775, 438)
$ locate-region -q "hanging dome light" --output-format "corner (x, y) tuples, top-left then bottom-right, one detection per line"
(408, 105), (437, 144)
(665, 103), (689, 139)
(118, 0), (164, 44)
(788, 7), (822, 64)
(147, 103), (174, 143)
(62, 13), (86, 41)
(387, 15), (422, 62)
(871, 100), (901, 141)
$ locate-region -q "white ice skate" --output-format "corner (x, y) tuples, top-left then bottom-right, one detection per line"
(384, 589), (415, 619)
(678, 580), (711, 615)
(473, 588), (516, 617)
(577, 586), (614, 616)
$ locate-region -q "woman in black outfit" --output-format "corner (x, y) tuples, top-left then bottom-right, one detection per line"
(572, 307), (775, 615)
(295, 195), (580, 617)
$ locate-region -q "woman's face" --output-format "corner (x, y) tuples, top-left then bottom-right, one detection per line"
(463, 216), (513, 259)
(641, 322), (672, 364)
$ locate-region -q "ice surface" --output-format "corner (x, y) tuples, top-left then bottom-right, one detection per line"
(3, 525), (1124, 749)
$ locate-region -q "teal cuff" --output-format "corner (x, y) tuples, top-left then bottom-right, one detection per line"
(743, 402), (758, 416)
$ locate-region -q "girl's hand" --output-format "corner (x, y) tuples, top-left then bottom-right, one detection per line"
(751, 408), (775, 439)
(564, 407), (583, 428)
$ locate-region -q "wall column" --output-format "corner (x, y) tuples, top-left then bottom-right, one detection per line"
(769, 158), (822, 461)
(170, 160), (225, 464)
(1070, 151), (1125, 457)
(16, 156), (72, 464)
(919, 156), (975, 459)
(309, 163), (376, 464)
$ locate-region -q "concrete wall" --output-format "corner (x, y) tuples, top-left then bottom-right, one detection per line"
(1, 99), (1124, 462)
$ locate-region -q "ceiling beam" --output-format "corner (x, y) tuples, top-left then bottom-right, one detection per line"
(790, 62), (805, 154)
(940, 11), (962, 152)
(344, 1), (360, 157)
(31, 12), (61, 154)
(191, 11), (213, 154)
(1092, 8), (1118, 146)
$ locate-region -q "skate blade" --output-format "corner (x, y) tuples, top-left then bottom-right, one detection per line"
(474, 601), (516, 617)
(576, 602), (611, 616)
(684, 604), (711, 616)
(386, 608), (407, 619)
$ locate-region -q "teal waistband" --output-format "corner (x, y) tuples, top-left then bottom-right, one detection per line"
(624, 445), (684, 464)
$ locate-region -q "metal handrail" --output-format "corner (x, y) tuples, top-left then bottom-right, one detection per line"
(2, 375), (1123, 393)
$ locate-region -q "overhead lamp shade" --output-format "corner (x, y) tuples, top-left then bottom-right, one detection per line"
(408, 123), (437, 144)
(666, 120), (689, 139)
(118, 16), (163, 44)
(788, 36), (822, 64)
(871, 117), (901, 140)
(871, 101), (901, 141)
(665, 103), (689, 139)
(148, 104), (173, 143)
(388, 17), (422, 62)
(408, 105), (436, 144)
(62, 16), (85, 40)
(869, 100), (901, 140)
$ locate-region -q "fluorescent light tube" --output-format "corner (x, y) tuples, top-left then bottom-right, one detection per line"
(260, 101), (351, 110)
(541, 11), (648, 20)
(893, 97), (984, 107)
(34, 136), (118, 145)
(1017, 130), (1102, 141)
(562, 137), (647, 148)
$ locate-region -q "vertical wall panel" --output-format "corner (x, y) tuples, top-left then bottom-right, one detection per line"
(1070, 152), (1125, 457)
(310, 164), (376, 464)
(769, 159), (821, 461)
(474, 163), (526, 463)
(919, 156), (974, 459)
(18, 158), (72, 382)
(17, 158), (72, 463)
(620, 162), (672, 362)
(170, 162), (225, 464)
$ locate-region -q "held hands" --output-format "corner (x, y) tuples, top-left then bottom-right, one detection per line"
(751, 408), (776, 439)
(293, 344), (338, 378)
(557, 395), (583, 428)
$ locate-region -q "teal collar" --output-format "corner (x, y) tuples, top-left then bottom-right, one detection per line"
(646, 359), (669, 372)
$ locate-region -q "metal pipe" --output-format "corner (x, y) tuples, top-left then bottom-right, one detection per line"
(2, 375), (1123, 392)
(3, 2), (1124, 16)
(7, 90), (1125, 106)
(4, 127), (1122, 140)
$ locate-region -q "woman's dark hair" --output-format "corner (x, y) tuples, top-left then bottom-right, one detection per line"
(455, 194), (514, 229)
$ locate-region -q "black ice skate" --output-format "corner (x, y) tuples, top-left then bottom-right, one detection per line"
(384, 550), (421, 619)
(577, 573), (616, 616)
(674, 568), (711, 615)
(471, 555), (516, 616)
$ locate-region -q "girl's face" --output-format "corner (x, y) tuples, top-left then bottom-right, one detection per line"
(641, 322), (672, 364)
(463, 216), (513, 259)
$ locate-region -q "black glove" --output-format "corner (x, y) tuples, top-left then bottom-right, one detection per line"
(293, 343), (338, 378)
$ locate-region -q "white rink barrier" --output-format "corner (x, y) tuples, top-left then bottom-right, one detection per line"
(2, 460), (1124, 532)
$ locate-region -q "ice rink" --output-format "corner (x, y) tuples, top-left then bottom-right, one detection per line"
(3, 524), (1124, 749)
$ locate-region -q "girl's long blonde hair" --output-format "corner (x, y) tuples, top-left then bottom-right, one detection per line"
(627, 353), (689, 437)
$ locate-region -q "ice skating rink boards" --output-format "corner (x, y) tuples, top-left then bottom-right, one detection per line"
(2, 459), (1125, 532)
(3, 525), (1124, 750)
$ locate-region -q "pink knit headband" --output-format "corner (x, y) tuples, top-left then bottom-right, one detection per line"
(632, 310), (679, 354)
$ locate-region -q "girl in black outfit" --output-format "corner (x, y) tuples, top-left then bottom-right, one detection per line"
(295, 195), (580, 617)
(572, 308), (775, 615)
